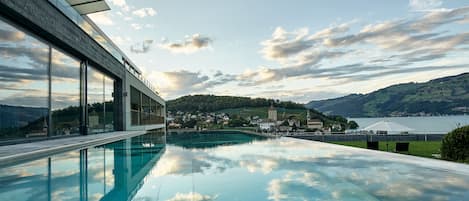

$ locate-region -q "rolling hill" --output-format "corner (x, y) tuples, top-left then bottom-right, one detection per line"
(167, 95), (304, 113)
(306, 73), (469, 117)
(167, 95), (354, 130)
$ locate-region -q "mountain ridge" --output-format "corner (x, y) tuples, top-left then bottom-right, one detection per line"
(306, 72), (469, 117)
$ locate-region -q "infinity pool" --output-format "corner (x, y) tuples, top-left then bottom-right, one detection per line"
(1, 131), (469, 201)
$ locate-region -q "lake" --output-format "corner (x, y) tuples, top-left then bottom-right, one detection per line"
(349, 115), (469, 134)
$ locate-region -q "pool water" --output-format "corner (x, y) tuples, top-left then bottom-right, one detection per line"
(1, 131), (469, 201)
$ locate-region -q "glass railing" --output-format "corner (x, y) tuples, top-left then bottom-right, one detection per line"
(48, 0), (159, 94)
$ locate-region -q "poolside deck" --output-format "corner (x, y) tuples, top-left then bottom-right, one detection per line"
(0, 131), (147, 167)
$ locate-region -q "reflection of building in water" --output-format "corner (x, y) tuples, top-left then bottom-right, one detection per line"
(0, 1), (165, 143)
(0, 131), (165, 201)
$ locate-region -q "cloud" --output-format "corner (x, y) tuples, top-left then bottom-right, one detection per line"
(409, 0), (443, 11)
(159, 34), (213, 54)
(260, 23), (351, 64)
(0, 28), (25, 42)
(132, 8), (157, 18)
(88, 12), (113, 26)
(260, 27), (313, 62)
(156, 70), (235, 97)
(130, 40), (153, 53)
(242, 6), (469, 87)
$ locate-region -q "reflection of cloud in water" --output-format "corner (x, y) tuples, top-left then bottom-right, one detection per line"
(165, 192), (217, 201)
(149, 137), (469, 200)
(150, 146), (233, 177)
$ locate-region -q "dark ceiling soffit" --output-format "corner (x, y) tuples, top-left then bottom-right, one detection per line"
(68, 0), (110, 15)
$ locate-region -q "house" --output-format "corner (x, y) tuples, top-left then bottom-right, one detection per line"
(259, 121), (276, 131)
(307, 119), (323, 129)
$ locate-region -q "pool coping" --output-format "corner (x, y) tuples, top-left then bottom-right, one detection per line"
(0, 130), (147, 167)
(288, 136), (469, 175)
(168, 129), (277, 138)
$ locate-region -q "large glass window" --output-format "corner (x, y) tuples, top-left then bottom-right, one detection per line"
(0, 18), (50, 140)
(104, 77), (114, 132)
(87, 66), (105, 133)
(0, 17), (119, 141)
(141, 94), (151, 125)
(51, 48), (81, 136)
(130, 86), (141, 125)
(87, 66), (114, 134)
(130, 86), (164, 126)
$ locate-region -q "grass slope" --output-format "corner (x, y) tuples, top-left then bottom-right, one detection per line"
(332, 141), (442, 158)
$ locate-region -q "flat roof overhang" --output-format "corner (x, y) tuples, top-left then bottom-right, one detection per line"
(66, 0), (110, 15)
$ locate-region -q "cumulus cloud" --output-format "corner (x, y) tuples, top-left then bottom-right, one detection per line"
(132, 8), (157, 18)
(159, 34), (213, 54)
(155, 70), (235, 97)
(261, 27), (313, 62)
(130, 40), (153, 53)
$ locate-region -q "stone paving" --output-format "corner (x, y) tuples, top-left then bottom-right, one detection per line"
(0, 131), (147, 167)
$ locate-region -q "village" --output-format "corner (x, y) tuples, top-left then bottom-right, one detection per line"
(166, 105), (349, 134)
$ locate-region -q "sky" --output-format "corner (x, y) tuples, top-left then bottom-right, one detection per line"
(88, 0), (469, 103)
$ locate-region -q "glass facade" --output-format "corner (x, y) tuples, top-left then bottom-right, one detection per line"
(0, 18), (50, 140)
(0, 17), (117, 142)
(87, 66), (114, 134)
(51, 48), (81, 136)
(130, 86), (165, 126)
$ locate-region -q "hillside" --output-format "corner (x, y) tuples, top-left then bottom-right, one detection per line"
(167, 95), (356, 131)
(306, 73), (469, 117)
(167, 95), (304, 112)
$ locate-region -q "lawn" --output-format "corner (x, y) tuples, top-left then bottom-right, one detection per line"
(331, 141), (442, 159)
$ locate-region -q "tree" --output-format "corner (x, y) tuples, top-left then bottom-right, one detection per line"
(183, 119), (197, 128)
(347, 120), (359, 129)
(228, 117), (249, 127)
(441, 126), (469, 162)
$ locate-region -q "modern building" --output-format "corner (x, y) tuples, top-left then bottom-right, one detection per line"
(0, 0), (165, 144)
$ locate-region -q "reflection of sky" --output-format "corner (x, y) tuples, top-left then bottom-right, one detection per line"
(0, 19), (82, 109)
(51, 48), (80, 110)
(0, 20), (49, 107)
(133, 136), (469, 201)
(2, 134), (469, 201)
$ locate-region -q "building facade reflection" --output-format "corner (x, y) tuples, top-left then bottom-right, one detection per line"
(0, 129), (165, 201)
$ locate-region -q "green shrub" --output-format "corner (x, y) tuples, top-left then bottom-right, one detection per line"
(441, 126), (469, 162)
